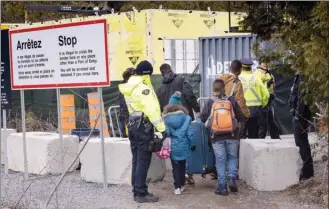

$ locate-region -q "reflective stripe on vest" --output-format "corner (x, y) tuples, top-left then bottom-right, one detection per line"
(152, 119), (163, 126)
(130, 112), (142, 117)
(240, 75), (261, 103)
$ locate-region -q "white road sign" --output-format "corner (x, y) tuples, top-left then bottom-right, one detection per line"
(9, 19), (109, 89)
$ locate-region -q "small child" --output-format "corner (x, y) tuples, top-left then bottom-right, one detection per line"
(200, 79), (245, 196)
(163, 91), (196, 195)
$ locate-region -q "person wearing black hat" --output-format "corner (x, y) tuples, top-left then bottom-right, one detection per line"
(239, 58), (269, 138)
(119, 60), (166, 203)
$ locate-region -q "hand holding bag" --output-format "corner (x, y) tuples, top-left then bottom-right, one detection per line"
(155, 137), (171, 159)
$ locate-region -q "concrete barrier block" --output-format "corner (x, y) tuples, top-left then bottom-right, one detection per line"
(266, 133), (319, 161)
(165, 159), (172, 171)
(80, 137), (166, 185)
(7, 132), (79, 175)
(239, 139), (300, 191)
(1, 129), (16, 164)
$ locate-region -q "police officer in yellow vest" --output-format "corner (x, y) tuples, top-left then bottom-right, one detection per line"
(239, 59), (269, 138)
(255, 60), (281, 139)
(119, 60), (166, 203)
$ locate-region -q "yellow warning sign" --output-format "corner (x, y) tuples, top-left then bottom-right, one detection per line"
(172, 19), (184, 29)
(120, 11), (147, 33)
(110, 33), (146, 80)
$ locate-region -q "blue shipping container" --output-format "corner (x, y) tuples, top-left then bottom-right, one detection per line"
(199, 35), (257, 98)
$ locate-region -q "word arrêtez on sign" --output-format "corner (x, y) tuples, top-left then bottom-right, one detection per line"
(16, 35), (78, 50)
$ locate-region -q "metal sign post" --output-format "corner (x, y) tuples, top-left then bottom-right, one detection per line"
(98, 87), (107, 188)
(20, 90), (29, 180)
(56, 89), (64, 173)
(2, 109), (8, 174)
(0, 58), (2, 203)
(1, 28), (14, 203)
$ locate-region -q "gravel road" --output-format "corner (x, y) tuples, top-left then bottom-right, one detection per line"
(1, 167), (326, 209)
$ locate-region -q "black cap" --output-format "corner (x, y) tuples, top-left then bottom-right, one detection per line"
(240, 58), (254, 67)
(135, 60), (153, 75)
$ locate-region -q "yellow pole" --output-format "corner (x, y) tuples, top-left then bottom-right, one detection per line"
(24, 10), (28, 23)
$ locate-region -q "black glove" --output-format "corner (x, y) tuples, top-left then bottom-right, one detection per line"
(161, 132), (167, 142)
(150, 134), (162, 152)
(191, 145), (196, 151)
(269, 94), (275, 101)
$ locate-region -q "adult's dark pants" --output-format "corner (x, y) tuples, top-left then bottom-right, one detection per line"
(259, 100), (281, 139)
(242, 116), (259, 139)
(128, 118), (154, 197)
(171, 159), (186, 189)
(292, 117), (314, 178)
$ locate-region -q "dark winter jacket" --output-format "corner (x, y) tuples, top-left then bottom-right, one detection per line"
(118, 82), (129, 121)
(200, 94), (246, 142)
(163, 104), (195, 161)
(156, 72), (200, 120)
(288, 74), (311, 120)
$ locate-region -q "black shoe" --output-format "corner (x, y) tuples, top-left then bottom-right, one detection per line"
(135, 193), (159, 203)
(228, 178), (238, 193)
(299, 174), (314, 181)
(215, 185), (228, 196)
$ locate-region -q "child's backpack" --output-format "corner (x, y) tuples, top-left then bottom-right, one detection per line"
(206, 96), (237, 137)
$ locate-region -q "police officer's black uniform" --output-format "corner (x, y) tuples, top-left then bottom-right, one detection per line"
(258, 68), (281, 139)
(288, 73), (314, 180)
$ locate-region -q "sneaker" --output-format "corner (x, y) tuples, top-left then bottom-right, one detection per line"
(215, 185), (228, 196)
(135, 193), (159, 203)
(228, 178), (238, 193)
(174, 188), (182, 195)
(181, 186), (185, 192)
(185, 174), (195, 185)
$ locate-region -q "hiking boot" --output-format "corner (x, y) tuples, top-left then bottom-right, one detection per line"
(215, 185), (228, 196)
(228, 177), (238, 193)
(185, 174), (195, 185)
(135, 193), (159, 203)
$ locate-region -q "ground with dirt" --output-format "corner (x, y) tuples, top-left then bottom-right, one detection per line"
(283, 161), (328, 206)
(1, 164), (327, 209)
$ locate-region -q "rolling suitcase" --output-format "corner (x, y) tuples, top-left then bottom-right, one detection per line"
(187, 118), (215, 175)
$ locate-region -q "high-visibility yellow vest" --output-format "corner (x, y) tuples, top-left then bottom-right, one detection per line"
(255, 68), (275, 94)
(118, 75), (165, 132)
(239, 71), (269, 108)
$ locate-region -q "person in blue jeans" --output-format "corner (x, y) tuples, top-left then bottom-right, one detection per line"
(200, 79), (246, 196)
(163, 91), (196, 195)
